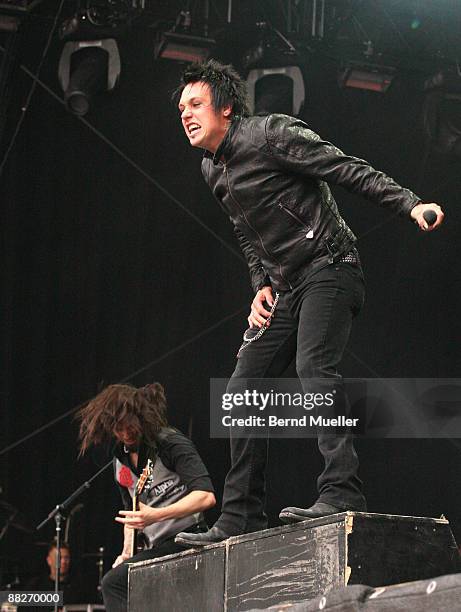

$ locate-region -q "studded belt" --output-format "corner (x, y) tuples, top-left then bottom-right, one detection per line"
(337, 248), (360, 266)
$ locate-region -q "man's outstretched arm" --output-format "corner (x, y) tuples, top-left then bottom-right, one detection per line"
(264, 114), (444, 229)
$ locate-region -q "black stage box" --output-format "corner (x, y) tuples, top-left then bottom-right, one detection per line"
(128, 512), (460, 612)
(128, 545), (225, 611)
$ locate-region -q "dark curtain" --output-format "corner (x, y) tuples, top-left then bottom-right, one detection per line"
(1, 7), (460, 592)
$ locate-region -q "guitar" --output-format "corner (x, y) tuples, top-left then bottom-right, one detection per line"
(130, 459), (153, 557)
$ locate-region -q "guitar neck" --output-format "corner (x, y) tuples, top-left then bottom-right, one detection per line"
(130, 493), (138, 558)
(129, 458), (153, 558)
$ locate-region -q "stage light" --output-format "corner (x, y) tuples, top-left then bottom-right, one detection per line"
(338, 62), (396, 93)
(423, 70), (461, 158)
(56, 2), (143, 115)
(243, 22), (305, 117)
(58, 39), (120, 116)
(154, 31), (215, 63)
(154, 8), (214, 63)
(246, 66), (305, 116)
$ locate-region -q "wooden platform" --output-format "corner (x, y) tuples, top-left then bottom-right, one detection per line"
(128, 512), (460, 612)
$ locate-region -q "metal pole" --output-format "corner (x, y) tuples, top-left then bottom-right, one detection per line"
(312, 0), (317, 38)
(203, 0), (209, 37)
(319, 0), (325, 39)
(227, 0), (232, 24)
(0, 32), (20, 153)
(54, 511), (62, 612)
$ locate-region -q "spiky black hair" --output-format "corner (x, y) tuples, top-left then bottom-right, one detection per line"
(174, 59), (250, 117)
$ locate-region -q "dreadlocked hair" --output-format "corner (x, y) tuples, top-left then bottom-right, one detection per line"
(77, 383), (168, 456)
(174, 58), (250, 117)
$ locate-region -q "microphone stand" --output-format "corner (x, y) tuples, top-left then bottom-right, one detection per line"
(36, 460), (112, 612)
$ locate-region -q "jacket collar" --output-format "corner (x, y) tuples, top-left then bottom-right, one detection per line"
(204, 116), (242, 165)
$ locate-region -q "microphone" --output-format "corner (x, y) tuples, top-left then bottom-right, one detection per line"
(423, 209), (437, 226)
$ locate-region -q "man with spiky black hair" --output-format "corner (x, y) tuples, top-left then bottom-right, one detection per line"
(174, 59), (444, 547)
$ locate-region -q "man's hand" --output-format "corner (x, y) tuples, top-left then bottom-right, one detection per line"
(411, 202), (444, 231)
(248, 286), (274, 328)
(115, 502), (160, 530)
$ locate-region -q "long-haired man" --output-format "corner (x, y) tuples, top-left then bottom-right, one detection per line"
(78, 382), (215, 611)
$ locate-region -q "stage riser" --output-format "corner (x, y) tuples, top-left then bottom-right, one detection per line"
(128, 512), (460, 612)
(128, 547), (224, 611)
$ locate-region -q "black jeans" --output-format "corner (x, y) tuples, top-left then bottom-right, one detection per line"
(217, 262), (367, 534)
(102, 524), (206, 612)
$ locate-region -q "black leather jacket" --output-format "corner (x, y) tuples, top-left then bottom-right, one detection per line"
(202, 114), (420, 292)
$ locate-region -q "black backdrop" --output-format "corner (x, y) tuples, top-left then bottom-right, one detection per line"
(1, 2), (460, 591)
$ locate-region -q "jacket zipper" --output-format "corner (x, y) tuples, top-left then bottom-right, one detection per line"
(223, 162), (293, 290)
(278, 202), (314, 239)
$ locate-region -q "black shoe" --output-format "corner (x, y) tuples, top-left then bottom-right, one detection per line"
(174, 525), (236, 547)
(279, 502), (343, 524)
